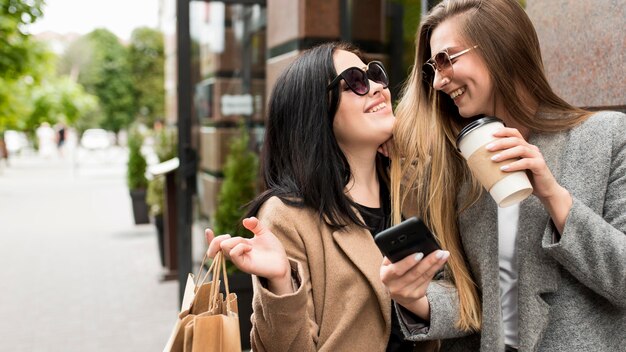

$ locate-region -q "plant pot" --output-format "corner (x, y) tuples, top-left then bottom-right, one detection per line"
(130, 189), (150, 224)
(153, 214), (165, 267)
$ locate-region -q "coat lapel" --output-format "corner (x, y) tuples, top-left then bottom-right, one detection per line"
(516, 126), (567, 350)
(458, 188), (504, 350)
(331, 224), (391, 331)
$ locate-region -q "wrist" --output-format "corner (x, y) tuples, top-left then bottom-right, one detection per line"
(541, 186), (572, 234)
(402, 296), (431, 321)
(266, 260), (294, 296)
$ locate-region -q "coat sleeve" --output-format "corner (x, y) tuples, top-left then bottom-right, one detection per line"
(542, 113), (626, 308)
(397, 274), (474, 341)
(249, 200), (320, 352)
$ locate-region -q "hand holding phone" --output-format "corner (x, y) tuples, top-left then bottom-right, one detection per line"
(374, 217), (441, 263)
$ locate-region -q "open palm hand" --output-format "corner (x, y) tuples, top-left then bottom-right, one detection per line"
(205, 217), (290, 282)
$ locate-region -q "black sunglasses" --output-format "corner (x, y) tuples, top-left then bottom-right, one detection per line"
(327, 61), (389, 96)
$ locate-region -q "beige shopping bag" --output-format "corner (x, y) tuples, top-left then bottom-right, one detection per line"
(163, 272), (197, 352)
(164, 252), (241, 352)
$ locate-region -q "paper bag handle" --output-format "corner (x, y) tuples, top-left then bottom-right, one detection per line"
(194, 251), (233, 313)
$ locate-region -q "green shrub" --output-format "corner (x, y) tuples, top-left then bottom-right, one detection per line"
(146, 175), (164, 216)
(145, 126), (177, 216)
(154, 127), (177, 162)
(214, 125), (259, 241)
(127, 129), (148, 190)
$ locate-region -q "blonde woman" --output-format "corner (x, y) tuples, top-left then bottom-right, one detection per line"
(381, 0), (626, 351)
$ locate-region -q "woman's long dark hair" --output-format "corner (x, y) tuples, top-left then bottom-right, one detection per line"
(246, 42), (373, 229)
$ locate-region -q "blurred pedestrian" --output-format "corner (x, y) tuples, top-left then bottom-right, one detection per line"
(36, 122), (56, 158)
(55, 123), (66, 157)
(0, 132), (8, 166)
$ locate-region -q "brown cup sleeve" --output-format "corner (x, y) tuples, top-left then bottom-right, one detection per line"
(466, 143), (517, 191)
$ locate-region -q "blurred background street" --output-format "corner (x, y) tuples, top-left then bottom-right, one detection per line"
(1, 0), (623, 351)
(0, 148), (178, 351)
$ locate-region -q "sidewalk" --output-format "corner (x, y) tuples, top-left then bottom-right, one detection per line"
(0, 149), (178, 351)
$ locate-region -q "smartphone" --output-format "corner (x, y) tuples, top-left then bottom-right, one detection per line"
(374, 217), (441, 263)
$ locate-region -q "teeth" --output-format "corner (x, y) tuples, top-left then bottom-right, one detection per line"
(450, 87), (465, 99)
(367, 102), (387, 113)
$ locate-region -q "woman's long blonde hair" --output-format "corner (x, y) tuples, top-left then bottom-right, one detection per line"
(391, 0), (591, 332)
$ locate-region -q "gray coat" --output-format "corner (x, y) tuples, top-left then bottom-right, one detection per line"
(400, 110), (626, 351)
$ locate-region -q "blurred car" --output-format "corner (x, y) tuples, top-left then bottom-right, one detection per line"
(4, 130), (29, 154)
(80, 129), (112, 150)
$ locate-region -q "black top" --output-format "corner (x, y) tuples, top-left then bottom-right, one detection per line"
(355, 181), (415, 352)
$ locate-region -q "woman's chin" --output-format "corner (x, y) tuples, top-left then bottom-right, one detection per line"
(457, 108), (479, 118)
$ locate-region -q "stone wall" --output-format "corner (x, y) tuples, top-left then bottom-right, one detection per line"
(526, 0), (625, 110)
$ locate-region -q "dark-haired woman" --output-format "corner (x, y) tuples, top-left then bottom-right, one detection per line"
(205, 42), (449, 351)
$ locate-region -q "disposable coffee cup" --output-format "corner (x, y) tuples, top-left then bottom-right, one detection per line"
(456, 117), (533, 207)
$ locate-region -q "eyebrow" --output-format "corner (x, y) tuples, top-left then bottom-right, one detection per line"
(437, 46), (464, 53)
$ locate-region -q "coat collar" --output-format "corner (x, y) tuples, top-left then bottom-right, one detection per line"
(331, 221), (391, 331)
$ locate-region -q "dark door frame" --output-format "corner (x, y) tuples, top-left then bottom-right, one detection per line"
(175, 0), (266, 303)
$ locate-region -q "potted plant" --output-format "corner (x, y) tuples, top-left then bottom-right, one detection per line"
(213, 123), (258, 350)
(214, 124), (259, 264)
(127, 128), (149, 224)
(146, 126), (177, 266)
(154, 126), (177, 162)
(146, 174), (165, 266)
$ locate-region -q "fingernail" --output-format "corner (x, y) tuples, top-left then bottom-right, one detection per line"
(414, 253), (424, 261)
(491, 154), (500, 161)
(500, 165), (509, 171)
(486, 143), (494, 150)
(436, 250), (449, 259)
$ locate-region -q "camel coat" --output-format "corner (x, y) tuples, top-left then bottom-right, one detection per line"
(248, 196), (392, 351)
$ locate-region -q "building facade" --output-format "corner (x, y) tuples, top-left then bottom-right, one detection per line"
(161, 0), (624, 347)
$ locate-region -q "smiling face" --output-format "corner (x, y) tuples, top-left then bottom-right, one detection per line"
(429, 18), (500, 118)
(331, 50), (395, 154)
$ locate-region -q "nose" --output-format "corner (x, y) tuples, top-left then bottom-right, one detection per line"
(432, 70), (450, 90)
(368, 79), (385, 96)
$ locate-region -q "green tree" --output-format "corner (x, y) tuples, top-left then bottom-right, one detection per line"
(0, 0), (48, 133)
(57, 34), (94, 81)
(26, 77), (100, 133)
(0, 77), (31, 131)
(77, 29), (135, 134)
(0, 0), (45, 79)
(128, 27), (165, 127)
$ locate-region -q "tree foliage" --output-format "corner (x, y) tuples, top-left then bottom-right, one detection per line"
(0, 0), (45, 79)
(57, 34), (94, 81)
(27, 77), (99, 133)
(0, 0), (48, 132)
(128, 27), (165, 127)
(1, 2), (166, 137)
(0, 77), (31, 130)
(77, 29), (135, 134)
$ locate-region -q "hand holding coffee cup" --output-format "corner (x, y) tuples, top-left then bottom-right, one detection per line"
(456, 117), (533, 207)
